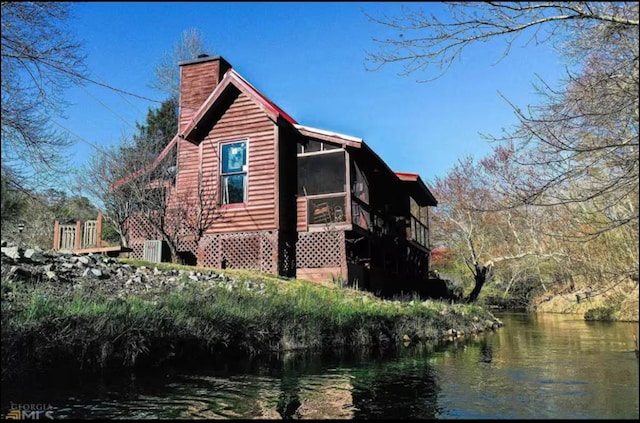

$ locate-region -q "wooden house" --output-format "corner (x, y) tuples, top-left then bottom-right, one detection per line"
(125, 55), (438, 297)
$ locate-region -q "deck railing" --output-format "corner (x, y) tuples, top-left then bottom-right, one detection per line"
(53, 213), (103, 251)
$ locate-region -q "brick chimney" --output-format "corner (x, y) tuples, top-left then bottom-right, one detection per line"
(178, 54), (232, 133)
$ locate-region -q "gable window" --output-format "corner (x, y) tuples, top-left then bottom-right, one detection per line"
(221, 141), (247, 204)
(296, 139), (340, 154)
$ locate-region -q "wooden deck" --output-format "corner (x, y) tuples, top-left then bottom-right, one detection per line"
(64, 245), (132, 256)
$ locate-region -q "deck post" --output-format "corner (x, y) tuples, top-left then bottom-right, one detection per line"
(96, 213), (103, 247)
(74, 221), (82, 250)
(53, 220), (60, 251)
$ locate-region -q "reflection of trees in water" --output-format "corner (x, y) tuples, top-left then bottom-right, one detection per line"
(350, 356), (442, 419)
(479, 338), (493, 364)
(276, 368), (302, 419)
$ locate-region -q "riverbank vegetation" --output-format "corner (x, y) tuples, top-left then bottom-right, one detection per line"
(1, 258), (502, 382)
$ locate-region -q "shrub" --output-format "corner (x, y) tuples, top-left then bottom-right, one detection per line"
(584, 306), (618, 321)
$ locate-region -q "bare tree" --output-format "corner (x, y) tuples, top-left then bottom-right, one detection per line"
(431, 155), (568, 303)
(123, 140), (220, 264)
(149, 28), (214, 100)
(365, 2), (638, 80)
(80, 134), (221, 264)
(78, 141), (137, 248)
(1, 2), (86, 188)
(77, 29), (218, 262)
(365, 2), (639, 238)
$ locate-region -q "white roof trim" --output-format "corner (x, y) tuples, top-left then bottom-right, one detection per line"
(294, 124), (362, 144)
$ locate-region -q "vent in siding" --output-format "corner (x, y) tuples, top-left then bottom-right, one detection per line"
(143, 240), (167, 263)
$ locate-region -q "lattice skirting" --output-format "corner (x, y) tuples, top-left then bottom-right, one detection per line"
(198, 231), (277, 274)
(296, 231), (346, 268)
(130, 242), (144, 260)
(127, 231), (277, 273)
(128, 230), (347, 276)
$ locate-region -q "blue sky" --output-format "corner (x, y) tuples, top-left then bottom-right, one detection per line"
(60, 2), (567, 188)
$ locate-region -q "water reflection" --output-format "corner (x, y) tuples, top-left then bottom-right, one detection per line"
(1, 313), (638, 419)
(350, 353), (441, 419)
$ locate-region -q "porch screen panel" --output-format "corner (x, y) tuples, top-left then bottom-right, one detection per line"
(351, 160), (369, 204)
(297, 152), (346, 196)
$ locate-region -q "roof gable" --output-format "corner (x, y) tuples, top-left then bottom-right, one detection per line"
(395, 172), (438, 206)
(181, 69), (297, 143)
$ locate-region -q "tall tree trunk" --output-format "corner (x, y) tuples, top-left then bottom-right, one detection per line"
(467, 263), (492, 303)
(164, 236), (179, 264)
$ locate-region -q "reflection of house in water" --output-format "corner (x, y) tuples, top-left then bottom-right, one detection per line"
(350, 359), (441, 418)
(288, 375), (354, 419)
(268, 351), (441, 419)
(123, 55), (438, 298)
(135, 351), (443, 419)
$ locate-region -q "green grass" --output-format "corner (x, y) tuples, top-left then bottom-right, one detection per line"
(1, 259), (501, 380)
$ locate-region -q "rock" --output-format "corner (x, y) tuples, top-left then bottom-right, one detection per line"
(8, 266), (20, 277)
(23, 248), (45, 263)
(1, 247), (21, 260)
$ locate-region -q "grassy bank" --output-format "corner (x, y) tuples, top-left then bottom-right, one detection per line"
(1, 259), (502, 381)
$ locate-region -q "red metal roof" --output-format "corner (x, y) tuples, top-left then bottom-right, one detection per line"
(394, 171), (438, 206)
(395, 172), (420, 182)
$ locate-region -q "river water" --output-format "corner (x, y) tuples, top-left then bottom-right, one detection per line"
(2, 312), (638, 419)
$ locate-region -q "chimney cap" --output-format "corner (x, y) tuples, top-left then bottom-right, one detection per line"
(178, 54), (230, 67)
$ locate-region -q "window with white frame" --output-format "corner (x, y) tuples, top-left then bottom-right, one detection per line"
(221, 141), (247, 204)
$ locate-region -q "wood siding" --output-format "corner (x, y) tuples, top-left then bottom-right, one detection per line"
(175, 137), (200, 197)
(297, 266), (345, 283)
(175, 89), (278, 234)
(296, 197), (307, 232)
